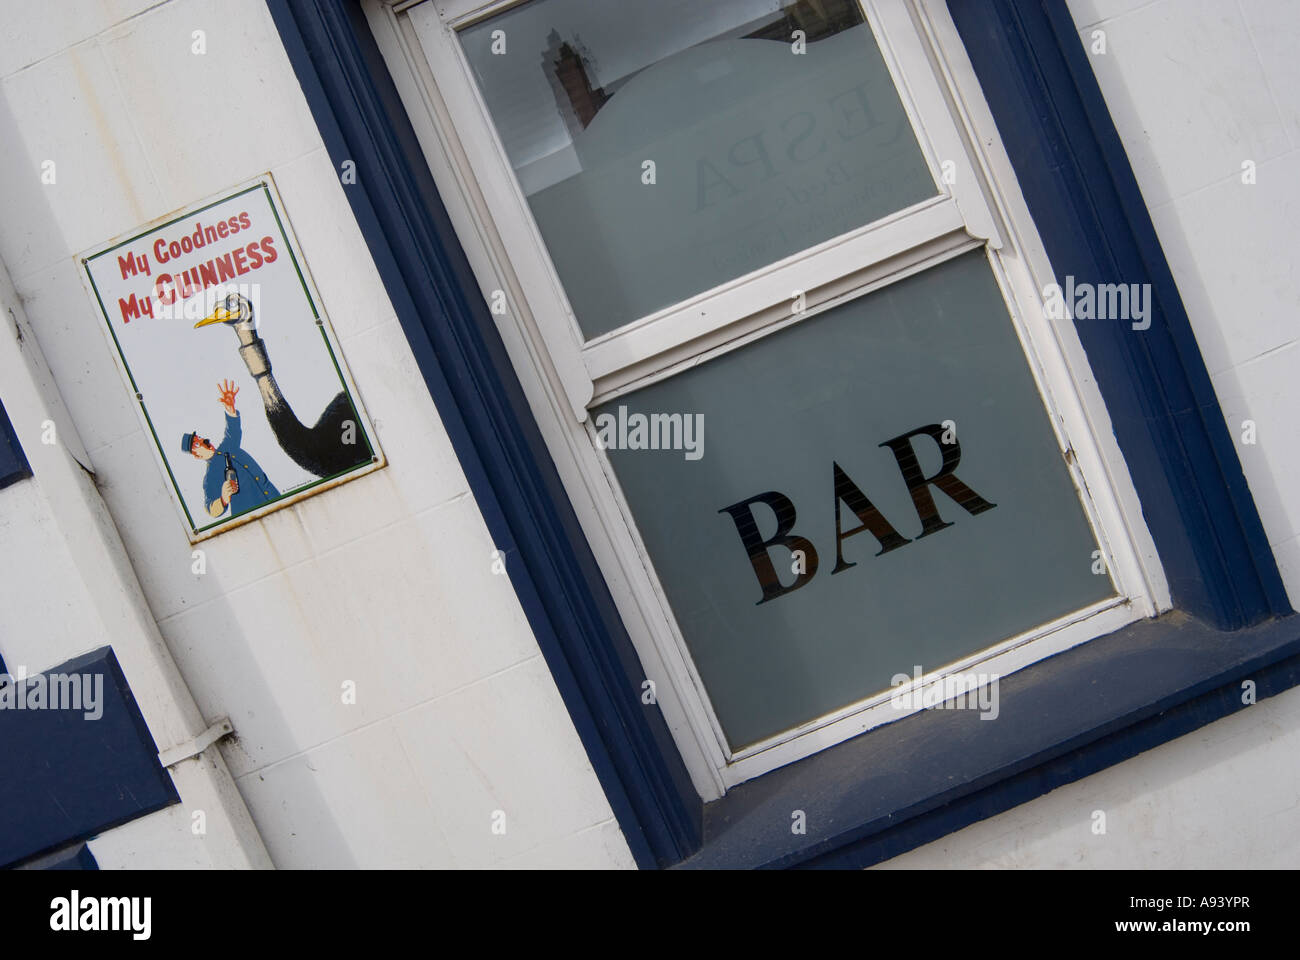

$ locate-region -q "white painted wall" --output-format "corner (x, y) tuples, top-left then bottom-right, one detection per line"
(883, 0), (1300, 869)
(1068, 0), (1300, 603)
(0, 0), (632, 869)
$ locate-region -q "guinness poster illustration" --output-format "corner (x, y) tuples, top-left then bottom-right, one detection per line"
(80, 175), (384, 541)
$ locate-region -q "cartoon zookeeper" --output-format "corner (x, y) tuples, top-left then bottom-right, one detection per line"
(182, 379), (280, 518)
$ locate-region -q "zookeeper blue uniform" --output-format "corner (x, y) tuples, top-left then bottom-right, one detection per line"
(198, 413), (279, 516)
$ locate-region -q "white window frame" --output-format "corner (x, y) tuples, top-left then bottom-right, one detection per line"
(367, 0), (1171, 799)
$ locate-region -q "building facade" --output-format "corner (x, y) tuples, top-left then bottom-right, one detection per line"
(1, 0), (1297, 869)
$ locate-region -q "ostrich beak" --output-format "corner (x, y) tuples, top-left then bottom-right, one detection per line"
(194, 306), (237, 328)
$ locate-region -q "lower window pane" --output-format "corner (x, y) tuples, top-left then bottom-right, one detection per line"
(594, 250), (1115, 750)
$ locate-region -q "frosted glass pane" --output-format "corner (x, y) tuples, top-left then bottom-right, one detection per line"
(462, 0), (936, 338)
(594, 252), (1114, 750)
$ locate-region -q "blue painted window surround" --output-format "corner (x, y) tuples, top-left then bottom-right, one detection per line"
(267, 0), (1298, 868)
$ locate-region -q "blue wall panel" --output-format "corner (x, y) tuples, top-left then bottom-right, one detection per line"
(0, 647), (179, 867)
(0, 397), (31, 490)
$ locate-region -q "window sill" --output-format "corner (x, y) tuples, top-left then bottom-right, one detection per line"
(675, 610), (1300, 869)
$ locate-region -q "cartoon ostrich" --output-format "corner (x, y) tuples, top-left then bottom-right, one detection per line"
(195, 293), (372, 478)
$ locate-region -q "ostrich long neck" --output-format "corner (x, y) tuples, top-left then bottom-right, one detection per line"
(228, 317), (365, 478)
(232, 319), (307, 433)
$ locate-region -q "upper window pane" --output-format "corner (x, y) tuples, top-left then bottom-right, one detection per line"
(461, 0), (937, 338)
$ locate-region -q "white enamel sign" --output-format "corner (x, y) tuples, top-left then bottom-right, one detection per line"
(80, 176), (383, 541)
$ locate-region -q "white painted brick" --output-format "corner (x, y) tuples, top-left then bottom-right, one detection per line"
(0, 42), (166, 278)
(234, 720), (458, 869)
(1211, 346), (1300, 558)
(1065, 0), (1160, 29)
(271, 148), (395, 343)
(0, 0), (157, 79)
(305, 495), (538, 711)
(1075, 0), (1289, 207)
(1148, 151), (1300, 376)
(12, 259), (142, 455)
(89, 431), (316, 622)
(0, 477), (107, 671)
(878, 682), (1300, 868)
(90, 753), (273, 869)
(1240, 0), (1300, 149)
(96, 0), (321, 213)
